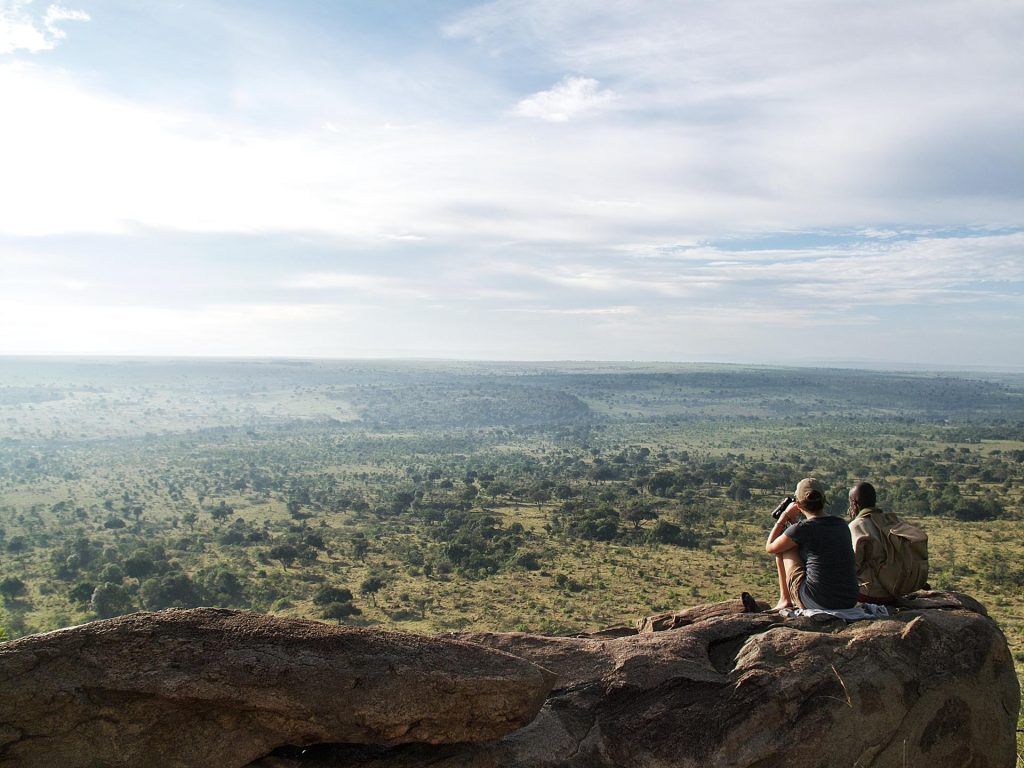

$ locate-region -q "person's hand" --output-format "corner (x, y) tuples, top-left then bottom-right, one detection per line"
(781, 502), (801, 525)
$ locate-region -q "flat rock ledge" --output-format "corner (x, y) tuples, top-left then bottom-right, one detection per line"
(253, 591), (1020, 768)
(0, 608), (556, 768)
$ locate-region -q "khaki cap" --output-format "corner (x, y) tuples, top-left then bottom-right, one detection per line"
(795, 477), (825, 506)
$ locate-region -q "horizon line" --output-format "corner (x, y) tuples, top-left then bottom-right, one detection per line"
(2, 353), (1023, 376)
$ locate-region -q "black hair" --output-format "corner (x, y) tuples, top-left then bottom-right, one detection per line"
(851, 481), (876, 508)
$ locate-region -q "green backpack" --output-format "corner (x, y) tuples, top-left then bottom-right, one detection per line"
(850, 509), (929, 601)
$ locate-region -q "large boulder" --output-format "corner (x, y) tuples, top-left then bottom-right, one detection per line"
(0, 608), (556, 768)
(252, 591), (1020, 768)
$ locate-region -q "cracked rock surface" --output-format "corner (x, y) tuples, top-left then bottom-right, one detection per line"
(0, 608), (556, 768)
(251, 591), (1020, 768)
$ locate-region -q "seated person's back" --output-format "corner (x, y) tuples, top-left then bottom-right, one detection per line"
(847, 481), (929, 604)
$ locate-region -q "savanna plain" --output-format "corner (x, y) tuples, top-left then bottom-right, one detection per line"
(1, 358), (1022, 752)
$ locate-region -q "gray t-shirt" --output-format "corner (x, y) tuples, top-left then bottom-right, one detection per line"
(785, 515), (859, 609)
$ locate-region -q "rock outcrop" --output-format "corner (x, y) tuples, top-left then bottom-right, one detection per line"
(635, 594), (770, 632)
(251, 591), (1021, 768)
(0, 608), (556, 768)
(0, 593), (1018, 768)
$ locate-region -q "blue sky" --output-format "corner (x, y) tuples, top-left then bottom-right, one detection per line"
(1, 0), (1022, 366)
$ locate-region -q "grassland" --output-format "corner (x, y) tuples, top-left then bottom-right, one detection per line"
(1, 358), (1022, 755)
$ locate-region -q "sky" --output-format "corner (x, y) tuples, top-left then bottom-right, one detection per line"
(1, 0), (1022, 367)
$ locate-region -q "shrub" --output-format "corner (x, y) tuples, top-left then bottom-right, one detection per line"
(322, 601), (361, 624)
(91, 582), (134, 619)
(140, 573), (203, 610)
(0, 576), (27, 602)
(313, 585), (354, 606)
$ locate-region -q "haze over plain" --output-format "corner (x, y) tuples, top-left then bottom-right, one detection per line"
(1, 1), (1022, 366)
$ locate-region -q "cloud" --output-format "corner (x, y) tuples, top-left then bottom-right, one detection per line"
(706, 232), (1024, 306)
(470, 288), (540, 302)
(499, 305), (639, 315)
(474, 230), (1024, 318)
(0, 63), (436, 238)
(2, 0), (1022, 245)
(284, 273), (397, 290)
(482, 253), (717, 298)
(0, 1), (88, 54)
(663, 304), (871, 328)
(0, 299), (359, 356)
(43, 4), (87, 39)
(282, 271), (431, 300)
(2, 227), (1020, 364)
(448, 0), (1024, 212)
(514, 75), (616, 122)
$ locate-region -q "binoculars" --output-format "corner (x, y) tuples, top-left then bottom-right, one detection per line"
(771, 495), (796, 520)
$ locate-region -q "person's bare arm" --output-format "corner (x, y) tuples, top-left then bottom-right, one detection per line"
(766, 503), (800, 554)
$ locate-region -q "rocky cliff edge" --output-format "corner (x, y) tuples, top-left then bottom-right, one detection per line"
(0, 591), (1018, 768)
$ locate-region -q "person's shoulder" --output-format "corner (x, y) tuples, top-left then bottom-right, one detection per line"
(857, 507), (902, 526)
(850, 508), (883, 525)
(848, 514), (870, 534)
(785, 517), (810, 537)
(793, 515), (841, 534)
(810, 514), (845, 525)
(857, 506), (891, 517)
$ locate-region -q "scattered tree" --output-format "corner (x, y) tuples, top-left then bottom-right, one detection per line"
(91, 582), (134, 619)
(0, 576), (27, 604)
(321, 601), (361, 624)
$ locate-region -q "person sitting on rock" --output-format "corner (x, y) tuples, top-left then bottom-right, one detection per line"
(847, 481), (929, 604)
(766, 478), (860, 611)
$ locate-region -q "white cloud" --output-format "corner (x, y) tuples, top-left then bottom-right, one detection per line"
(284, 273), (397, 291)
(0, 3), (47, 53)
(0, 63), (432, 238)
(470, 288), (539, 302)
(2, 0), (1022, 245)
(500, 305), (639, 315)
(0, 1), (88, 54)
(514, 75), (616, 122)
(282, 272), (432, 300)
(471, 231), (1024, 318)
(665, 304), (869, 328)
(43, 4), (87, 38)
(1, 229), (1020, 364)
(705, 233), (1024, 305)
(449, 0), (1024, 213)
(0, 300), (359, 356)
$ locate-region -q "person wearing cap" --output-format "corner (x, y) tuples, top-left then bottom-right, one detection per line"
(765, 478), (859, 611)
